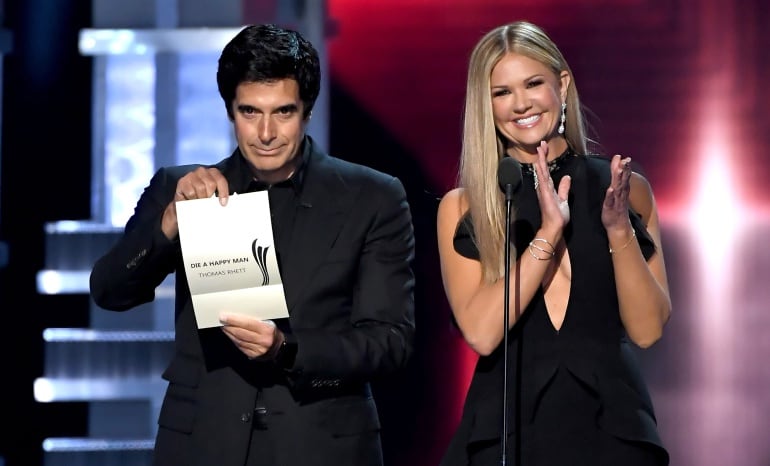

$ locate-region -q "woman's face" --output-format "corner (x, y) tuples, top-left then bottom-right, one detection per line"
(489, 52), (569, 160)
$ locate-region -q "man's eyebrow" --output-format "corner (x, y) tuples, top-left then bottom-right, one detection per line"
(235, 103), (299, 113)
(276, 103), (299, 112)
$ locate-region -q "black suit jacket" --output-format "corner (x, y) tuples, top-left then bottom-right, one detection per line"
(90, 136), (416, 466)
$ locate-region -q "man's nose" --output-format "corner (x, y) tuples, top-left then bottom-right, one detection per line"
(258, 117), (276, 143)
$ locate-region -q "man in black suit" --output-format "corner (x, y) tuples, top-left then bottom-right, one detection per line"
(90, 24), (415, 466)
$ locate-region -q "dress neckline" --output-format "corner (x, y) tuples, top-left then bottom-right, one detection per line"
(519, 148), (574, 175)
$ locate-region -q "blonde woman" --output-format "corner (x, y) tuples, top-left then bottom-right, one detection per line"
(437, 21), (670, 465)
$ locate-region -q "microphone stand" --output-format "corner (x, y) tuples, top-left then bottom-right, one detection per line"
(497, 157), (522, 466)
(501, 183), (513, 466)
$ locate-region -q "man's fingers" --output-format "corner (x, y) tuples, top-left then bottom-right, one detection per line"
(176, 167), (229, 201)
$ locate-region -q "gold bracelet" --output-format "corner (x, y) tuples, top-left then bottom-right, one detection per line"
(609, 229), (636, 254)
(528, 238), (555, 260)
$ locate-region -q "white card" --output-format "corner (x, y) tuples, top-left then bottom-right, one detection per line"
(175, 191), (289, 328)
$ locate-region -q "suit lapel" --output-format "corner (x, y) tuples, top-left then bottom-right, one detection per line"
(281, 149), (355, 312)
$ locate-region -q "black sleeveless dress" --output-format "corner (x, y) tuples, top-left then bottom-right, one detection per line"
(440, 152), (669, 466)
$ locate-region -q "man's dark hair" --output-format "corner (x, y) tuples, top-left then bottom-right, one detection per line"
(217, 24), (321, 119)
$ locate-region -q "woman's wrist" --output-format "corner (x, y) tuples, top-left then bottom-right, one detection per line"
(607, 225), (636, 254)
(533, 228), (561, 246)
(527, 229), (561, 261)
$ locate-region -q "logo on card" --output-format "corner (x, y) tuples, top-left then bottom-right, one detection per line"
(251, 239), (270, 286)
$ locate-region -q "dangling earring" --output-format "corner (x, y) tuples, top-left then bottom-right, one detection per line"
(558, 102), (566, 135)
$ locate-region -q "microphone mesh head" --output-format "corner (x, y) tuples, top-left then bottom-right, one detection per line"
(497, 157), (522, 193)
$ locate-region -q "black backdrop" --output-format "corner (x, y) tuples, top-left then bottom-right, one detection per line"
(1, 2), (92, 465)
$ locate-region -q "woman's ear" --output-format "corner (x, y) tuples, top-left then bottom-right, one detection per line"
(559, 70), (571, 102)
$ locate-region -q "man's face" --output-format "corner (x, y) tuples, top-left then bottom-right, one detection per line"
(231, 79), (308, 184)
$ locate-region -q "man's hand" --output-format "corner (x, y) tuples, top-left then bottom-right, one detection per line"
(161, 167), (230, 239)
(219, 314), (285, 360)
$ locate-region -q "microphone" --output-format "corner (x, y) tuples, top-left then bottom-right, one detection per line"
(497, 156), (523, 200)
(496, 156), (521, 465)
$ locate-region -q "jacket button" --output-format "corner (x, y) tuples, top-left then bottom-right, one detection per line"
(240, 412), (251, 422)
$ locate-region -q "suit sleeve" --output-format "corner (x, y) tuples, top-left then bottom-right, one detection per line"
(290, 175), (416, 384)
(90, 167), (183, 311)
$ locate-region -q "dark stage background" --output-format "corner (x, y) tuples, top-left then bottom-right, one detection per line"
(1, 0), (769, 465)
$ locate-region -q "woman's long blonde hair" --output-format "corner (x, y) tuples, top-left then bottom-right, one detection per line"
(460, 21), (589, 283)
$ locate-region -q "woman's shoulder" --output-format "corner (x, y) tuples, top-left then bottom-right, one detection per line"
(629, 171), (655, 225)
(437, 187), (472, 238)
(437, 187), (468, 221)
(440, 187), (466, 203)
(437, 187), (479, 260)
